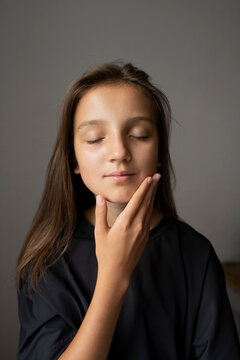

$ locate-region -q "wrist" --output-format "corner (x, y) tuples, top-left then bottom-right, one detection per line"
(96, 270), (130, 295)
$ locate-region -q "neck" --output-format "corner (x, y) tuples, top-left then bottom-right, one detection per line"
(105, 201), (128, 227)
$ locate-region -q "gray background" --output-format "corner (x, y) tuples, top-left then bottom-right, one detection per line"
(1, 0), (240, 358)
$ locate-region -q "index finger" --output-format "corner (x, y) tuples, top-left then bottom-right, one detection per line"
(118, 176), (153, 224)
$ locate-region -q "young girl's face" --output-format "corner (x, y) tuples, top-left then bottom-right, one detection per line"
(73, 83), (160, 204)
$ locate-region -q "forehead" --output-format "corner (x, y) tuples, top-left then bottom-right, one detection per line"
(74, 83), (155, 123)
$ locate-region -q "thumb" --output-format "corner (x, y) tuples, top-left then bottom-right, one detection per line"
(95, 195), (109, 236)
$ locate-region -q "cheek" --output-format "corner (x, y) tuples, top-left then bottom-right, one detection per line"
(75, 144), (102, 171)
(78, 155), (100, 177)
(75, 149), (104, 189)
(78, 161), (100, 195)
(135, 144), (159, 170)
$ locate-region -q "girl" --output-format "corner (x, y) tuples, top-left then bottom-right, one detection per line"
(16, 62), (240, 359)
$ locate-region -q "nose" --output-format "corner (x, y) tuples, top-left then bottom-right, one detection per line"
(107, 135), (131, 163)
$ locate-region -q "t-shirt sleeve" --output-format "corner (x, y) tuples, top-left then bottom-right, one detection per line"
(192, 246), (240, 359)
(17, 286), (76, 360)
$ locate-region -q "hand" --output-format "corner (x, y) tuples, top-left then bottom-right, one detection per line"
(94, 173), (161, 286)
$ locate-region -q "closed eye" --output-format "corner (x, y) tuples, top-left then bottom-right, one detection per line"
(86, 138), (104, 144)
(130, 135), (149, 140)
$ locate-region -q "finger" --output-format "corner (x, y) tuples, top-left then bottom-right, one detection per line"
(142, 174), (161, 226)
(142, 173), (161, 211)
(137, 173), (161, 224)
(94, 195), (109, 236)
(119, 175), (154, 224)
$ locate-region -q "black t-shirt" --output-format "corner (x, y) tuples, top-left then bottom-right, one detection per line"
(17, 216), (240, 359)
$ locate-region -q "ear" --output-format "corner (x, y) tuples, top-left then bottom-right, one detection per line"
(74, 166), (80, 174)
(73, 160), (80, 174)
(73, 155), (80, 174)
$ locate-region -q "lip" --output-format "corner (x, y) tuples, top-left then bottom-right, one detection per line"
(105, 171), (135, 176)
(104, 171), (136, 182)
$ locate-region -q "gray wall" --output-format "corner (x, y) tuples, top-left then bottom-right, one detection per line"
(1, 0), (240, 358)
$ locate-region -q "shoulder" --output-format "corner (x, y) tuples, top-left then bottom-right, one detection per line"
(170, 217), (226, 293)
(150, 215), (214, 264)
(170, 217), (213, 257)
(162, 217), (222, 282)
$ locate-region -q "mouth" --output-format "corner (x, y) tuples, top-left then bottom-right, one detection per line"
(104, 171), (136, 182)
(106, 171), (135, 176)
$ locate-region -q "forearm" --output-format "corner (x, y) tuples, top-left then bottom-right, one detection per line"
(58, 272), (129, 360)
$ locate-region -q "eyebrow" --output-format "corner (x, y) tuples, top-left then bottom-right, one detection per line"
(77, 116), (154, 130)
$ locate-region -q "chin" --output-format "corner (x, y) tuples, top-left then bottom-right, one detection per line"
(107, 198), (129, 204)
(105, 183), (142, 204)
(105, 191), (133, 204)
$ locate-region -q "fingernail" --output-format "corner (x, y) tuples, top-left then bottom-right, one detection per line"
(154, 173), (161, 181)
(96, 195), (104, 205)
(147, 177), (152, 184)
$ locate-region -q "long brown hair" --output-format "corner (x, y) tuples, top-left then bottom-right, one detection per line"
(16, 62), (179, 291)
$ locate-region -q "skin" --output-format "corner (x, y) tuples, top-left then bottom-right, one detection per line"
(73, 83), (163, 227)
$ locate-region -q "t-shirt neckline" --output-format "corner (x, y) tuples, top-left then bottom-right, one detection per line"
(76, 213), (171, 244)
